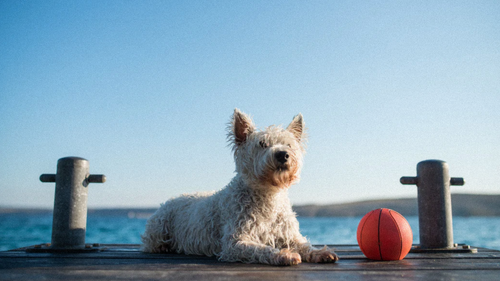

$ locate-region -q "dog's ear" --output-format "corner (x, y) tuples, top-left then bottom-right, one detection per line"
(230, 108), (255, 145)
(287, 113), (305, 142)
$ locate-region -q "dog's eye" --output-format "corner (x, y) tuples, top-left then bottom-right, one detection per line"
(259, 140), (268, 148)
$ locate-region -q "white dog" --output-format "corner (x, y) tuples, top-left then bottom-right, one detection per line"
(141, 109), (338, 265)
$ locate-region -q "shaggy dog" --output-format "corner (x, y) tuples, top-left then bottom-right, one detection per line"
(141, 109), (338, 265)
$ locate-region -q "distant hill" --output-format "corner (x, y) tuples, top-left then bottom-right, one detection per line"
(1, 194), (499, 217)
(293, 194), (500, 217)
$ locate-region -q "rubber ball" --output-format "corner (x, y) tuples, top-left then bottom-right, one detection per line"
(356, 208), (413, 260)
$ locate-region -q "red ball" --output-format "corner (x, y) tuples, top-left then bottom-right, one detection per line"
(356, 208), (413, 261)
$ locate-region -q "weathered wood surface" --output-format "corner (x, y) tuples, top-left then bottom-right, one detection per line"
(1, 244), (499, 280)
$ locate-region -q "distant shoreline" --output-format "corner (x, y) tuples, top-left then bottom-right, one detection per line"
(1, 194), (499, 217)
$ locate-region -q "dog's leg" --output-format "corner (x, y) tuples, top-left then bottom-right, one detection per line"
(292, 237), (339, 263)
(220, 240), (302, 266)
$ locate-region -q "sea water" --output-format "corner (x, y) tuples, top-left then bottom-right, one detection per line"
(1, 213), (499, 251)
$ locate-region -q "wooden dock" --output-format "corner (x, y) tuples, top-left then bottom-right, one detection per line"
(1, 244), (499, 280)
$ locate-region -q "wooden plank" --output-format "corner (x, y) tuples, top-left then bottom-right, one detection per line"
(1, 244), (499, 281)
(2, 255), (500, 270)
(4, 244), (499, 260)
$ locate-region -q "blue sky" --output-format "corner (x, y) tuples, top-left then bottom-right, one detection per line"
(1, 1), (499, 208)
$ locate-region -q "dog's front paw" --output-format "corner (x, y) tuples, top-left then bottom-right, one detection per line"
(308, 246), (339, 263)
(274, 249), (302, 266)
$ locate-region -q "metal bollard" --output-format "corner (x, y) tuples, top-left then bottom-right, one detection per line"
(401, 160), (464, 249)
(40, 157), (106, 250)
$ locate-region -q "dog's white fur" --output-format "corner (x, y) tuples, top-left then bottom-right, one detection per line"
(141, 109), (338, 265)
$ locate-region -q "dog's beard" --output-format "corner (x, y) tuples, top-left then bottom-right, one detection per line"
(258, 160), (300, 188)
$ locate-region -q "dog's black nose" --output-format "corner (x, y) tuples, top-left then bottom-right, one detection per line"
(276, 151), (289, 164)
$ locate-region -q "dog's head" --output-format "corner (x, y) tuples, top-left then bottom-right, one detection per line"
(228, 109), (306, 190)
